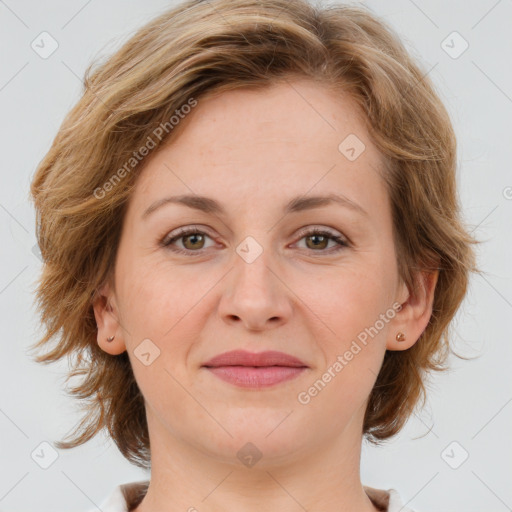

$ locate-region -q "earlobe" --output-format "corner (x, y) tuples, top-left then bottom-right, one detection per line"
(92, 281), (127, 355)
(387, 269), (439, 351)
(387, 329), (416, 351)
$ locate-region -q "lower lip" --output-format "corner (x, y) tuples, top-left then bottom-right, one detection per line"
(204, 366), (307, 388)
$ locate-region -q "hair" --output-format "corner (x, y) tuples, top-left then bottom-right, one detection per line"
(29, 0), (479, 470)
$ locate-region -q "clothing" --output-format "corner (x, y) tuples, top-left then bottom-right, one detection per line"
(90, 480), (419, 511)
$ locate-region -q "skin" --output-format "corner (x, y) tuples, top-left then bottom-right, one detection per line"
(93, 78), (438, 512)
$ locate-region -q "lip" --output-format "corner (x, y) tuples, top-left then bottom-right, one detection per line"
(202, 350), (308, 389)
(202, 350), (307, 368)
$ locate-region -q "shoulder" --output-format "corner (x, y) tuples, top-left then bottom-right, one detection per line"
(364, 485), (421, 512)
(93, 481), (423, 512)
(85, 480), (150, 512)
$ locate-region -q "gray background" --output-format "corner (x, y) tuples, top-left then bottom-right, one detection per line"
(0, 0), (511, 510)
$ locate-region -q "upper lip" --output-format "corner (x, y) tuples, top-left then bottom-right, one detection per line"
(202, 350), (308, 368)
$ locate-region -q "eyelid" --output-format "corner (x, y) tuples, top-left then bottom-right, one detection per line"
(160, 225), (350, 254)
(291, 226), (350, 253)
(160, 225), (217, 248)
(294, 225), (345, 241)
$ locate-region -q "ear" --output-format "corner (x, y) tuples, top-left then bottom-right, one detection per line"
(386, 268), (439, 351)
(92, 279), (127, 355)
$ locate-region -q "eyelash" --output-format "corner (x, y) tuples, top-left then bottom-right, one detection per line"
(160, 227), (349, 256)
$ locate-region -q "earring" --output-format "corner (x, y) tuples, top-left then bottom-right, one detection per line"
(396, 332), (406, 342)
(106, 335), (115, 342)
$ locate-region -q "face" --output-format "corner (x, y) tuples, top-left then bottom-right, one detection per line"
(95, 79), (424, 467)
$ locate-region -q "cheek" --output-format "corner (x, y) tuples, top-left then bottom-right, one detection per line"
(295, 269), (393, 420)
(116, 254), (200, 335)
(116, 259), (216, 397)
(296, 261), (396, 346)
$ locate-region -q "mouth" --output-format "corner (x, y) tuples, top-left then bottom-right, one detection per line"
(201, 350), (308, 389)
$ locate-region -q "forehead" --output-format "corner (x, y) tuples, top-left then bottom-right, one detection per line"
(128, 79), (387, 219)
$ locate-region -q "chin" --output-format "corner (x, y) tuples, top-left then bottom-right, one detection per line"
(195, 416), (310, 463)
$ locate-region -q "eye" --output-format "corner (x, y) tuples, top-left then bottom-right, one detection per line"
(161, 227), (216, 255)
(293, 227), (349, 254)
(160, 226), (349, 256)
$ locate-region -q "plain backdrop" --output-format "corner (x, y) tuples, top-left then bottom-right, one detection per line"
(0, 1), (511, 511)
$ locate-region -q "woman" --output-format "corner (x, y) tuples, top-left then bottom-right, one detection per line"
(29, 0), (478, 510)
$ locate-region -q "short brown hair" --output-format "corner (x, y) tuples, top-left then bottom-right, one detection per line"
(29, 0), (479, 469)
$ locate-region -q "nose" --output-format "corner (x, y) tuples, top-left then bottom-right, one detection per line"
(217, 245), (293, 332)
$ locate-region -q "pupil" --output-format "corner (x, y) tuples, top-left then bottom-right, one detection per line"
(186, 234), (203, 248)
(309, 235), (327, 249)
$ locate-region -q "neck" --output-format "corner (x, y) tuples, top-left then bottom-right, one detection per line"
(132, 406), (380, 512)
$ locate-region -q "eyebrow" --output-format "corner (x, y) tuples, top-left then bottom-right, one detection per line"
(142, 193), (368, 220)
